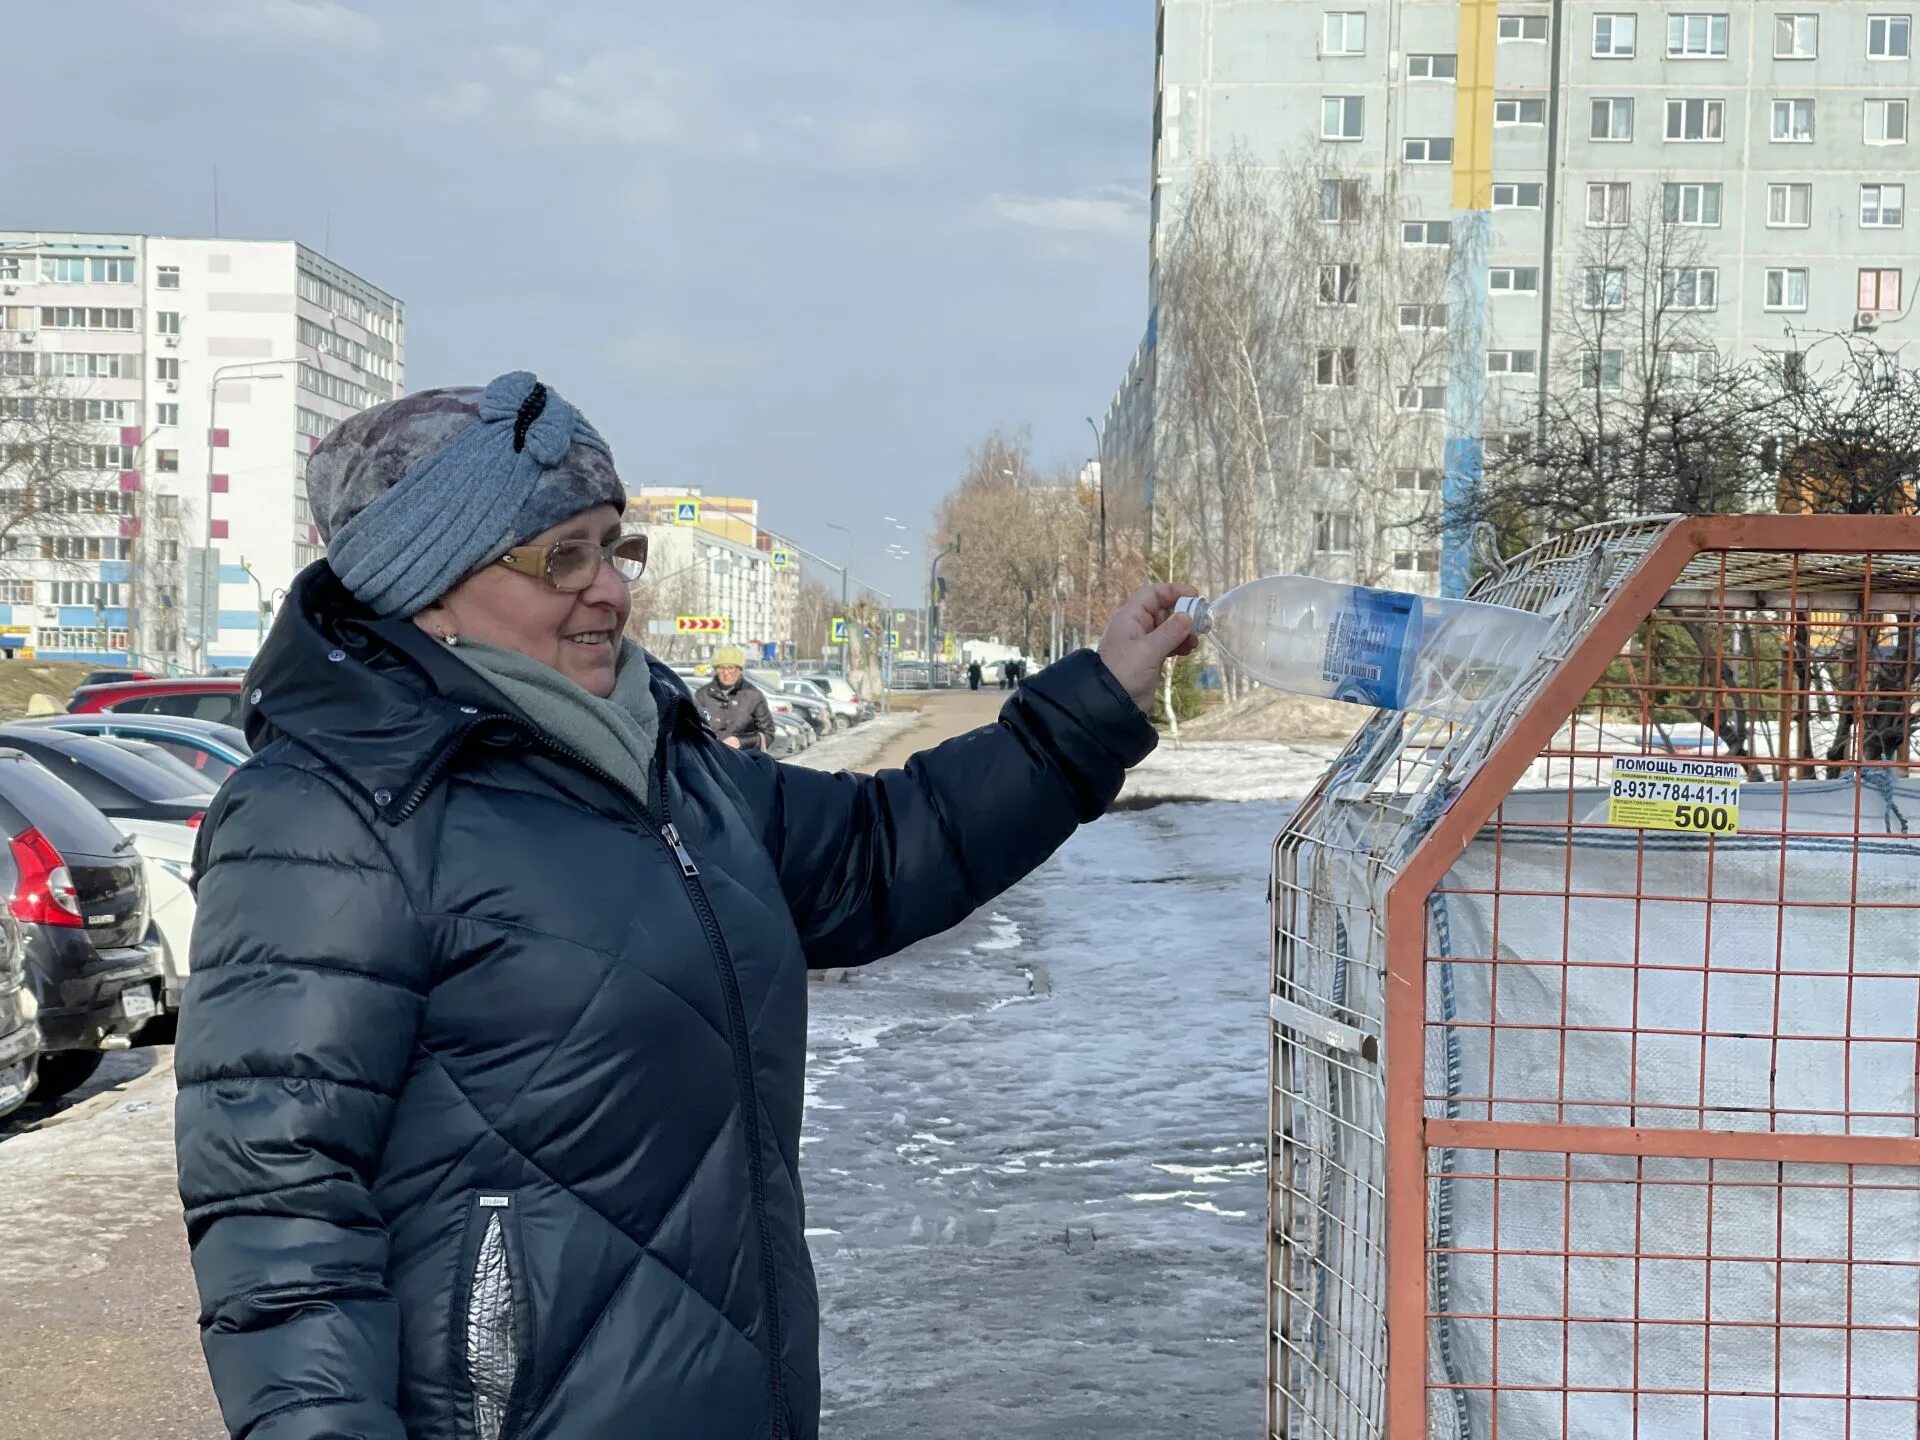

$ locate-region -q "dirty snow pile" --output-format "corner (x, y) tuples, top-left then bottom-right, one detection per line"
(1120, 738), (1341, 805)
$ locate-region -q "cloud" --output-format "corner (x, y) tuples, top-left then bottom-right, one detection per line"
(421, 47), (679, 147)
(186, 0), (380, 46)
(990, 186), (1146, 238)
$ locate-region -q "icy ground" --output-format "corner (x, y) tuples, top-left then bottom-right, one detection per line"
(806, 741), (1332, 1436)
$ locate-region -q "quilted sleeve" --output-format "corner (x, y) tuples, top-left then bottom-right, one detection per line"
(174, 759), (431, 1440)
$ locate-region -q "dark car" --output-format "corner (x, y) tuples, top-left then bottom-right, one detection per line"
(71, 668), (157, 698)
(0, 749), (163, 1099)
(0, 726), (214, 825)
(66, 677), (245, 725)
(12, 714), (252, 784)
(0, 901), (35, 1120)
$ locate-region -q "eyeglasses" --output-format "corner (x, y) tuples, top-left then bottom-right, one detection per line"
(496, 532), (649, 592)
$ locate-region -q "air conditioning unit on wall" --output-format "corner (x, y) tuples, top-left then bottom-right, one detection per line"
(1856, 311), (1882, 331)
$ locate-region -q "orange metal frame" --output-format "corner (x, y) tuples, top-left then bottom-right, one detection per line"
(1380, 513), (1920, 1432)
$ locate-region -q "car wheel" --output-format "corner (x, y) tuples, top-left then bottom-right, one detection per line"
(832, 716), (851, 733)
(32, 1049), (105, 1101)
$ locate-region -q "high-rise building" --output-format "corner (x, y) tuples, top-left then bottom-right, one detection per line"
(0, 231), (403, 669)
(1103, 2), (1920, 577)
(626, 488), (799, 658)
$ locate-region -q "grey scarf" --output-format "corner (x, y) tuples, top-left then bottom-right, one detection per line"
(450, 637), (661, 810)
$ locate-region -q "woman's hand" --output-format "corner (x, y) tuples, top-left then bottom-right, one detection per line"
(1097, 582), (1200, 712)
(724, 736), (741, 750)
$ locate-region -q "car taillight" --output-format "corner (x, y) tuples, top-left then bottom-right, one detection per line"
(9, 826), (83, 928)
(186, 812), (206, 829)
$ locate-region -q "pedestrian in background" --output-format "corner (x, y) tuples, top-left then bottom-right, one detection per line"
(174, 371), (1198, 1440)
(696, 644), (775, 750)
(968, 659), (982, 691)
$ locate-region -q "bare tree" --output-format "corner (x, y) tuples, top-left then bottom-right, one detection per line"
(0, 338), (137, 575)
(935, 430), (1082, 656)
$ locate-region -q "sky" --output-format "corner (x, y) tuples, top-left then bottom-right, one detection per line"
(10, 0), (1154, 604)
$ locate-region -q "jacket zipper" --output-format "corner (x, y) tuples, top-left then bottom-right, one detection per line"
(407, 699), (787, 1434)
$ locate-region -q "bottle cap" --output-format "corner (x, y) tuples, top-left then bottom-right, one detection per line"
(1174, 596), (1212, 636)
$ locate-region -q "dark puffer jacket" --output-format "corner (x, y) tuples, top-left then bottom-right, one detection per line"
(176, 564), (1156, 1440)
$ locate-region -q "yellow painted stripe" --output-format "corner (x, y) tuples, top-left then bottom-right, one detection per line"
(1452, 0), (1501, 211)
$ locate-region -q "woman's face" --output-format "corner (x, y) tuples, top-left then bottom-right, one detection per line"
(414, 504), (631, 697)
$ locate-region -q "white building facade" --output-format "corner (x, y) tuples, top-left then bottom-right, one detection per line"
(0, 231), (402, 670)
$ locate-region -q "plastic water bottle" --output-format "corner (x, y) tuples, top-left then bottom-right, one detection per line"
(1174, 578), (1549, 721)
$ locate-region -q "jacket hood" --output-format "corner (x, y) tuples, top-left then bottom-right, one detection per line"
(243, 562), (695, 821)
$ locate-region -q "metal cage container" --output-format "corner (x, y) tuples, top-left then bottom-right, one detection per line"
(1267, 515), (1920, 1439)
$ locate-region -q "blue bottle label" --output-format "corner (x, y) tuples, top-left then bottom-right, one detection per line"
(1320, 588), (1420, 709)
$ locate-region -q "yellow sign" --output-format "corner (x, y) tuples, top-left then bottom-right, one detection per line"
(674, 615), (728, 634)
(885, 630), (900, 648)
(830, 618), (847, 644)
(674, 501), (700, 526)
(770, 549), (790, 569)
(1607, 756), (1743, 834)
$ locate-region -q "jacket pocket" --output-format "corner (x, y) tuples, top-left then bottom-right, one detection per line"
(455, 1192), (528, 1440)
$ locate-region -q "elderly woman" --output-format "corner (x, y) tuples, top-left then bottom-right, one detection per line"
(176, 372), (1195, 1440)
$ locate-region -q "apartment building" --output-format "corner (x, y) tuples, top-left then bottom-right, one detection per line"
(1103, 1), (1920, 581)
(0, 231), (402, 668)
(627, 488), (799, 658)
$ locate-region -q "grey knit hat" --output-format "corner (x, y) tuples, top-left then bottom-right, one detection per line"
(311, 371), (625, 617)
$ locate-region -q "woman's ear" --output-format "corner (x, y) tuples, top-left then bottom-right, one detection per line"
(412, 599), (459, 646)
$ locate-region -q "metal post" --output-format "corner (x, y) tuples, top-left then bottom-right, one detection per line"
(200, 359), (295, 669)
(826, 521), (852, 675)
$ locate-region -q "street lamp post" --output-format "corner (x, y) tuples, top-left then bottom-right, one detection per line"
(929, 536), (959, 672)
(198, 359), (295, 669)
(1084, 414), (1107, 576)
(824, 521), (852, 675)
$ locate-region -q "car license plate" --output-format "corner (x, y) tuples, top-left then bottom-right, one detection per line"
(120, 989), (156, 1022)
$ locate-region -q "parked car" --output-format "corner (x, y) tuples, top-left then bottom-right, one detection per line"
(70, 669), (157, 698)
(672, 664), (810, 756)
(750, 669), (832, 736)
(67, 676), (245, 725)
(0, 901), (36, 1120)
(0, 748), (164, 1099)
(13, 714), (251, 784)
(788, 676), (862, 729)
(801, 673), (874, 721)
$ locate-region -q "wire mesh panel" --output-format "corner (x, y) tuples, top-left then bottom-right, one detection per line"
(1268, 516), (1920, 1440)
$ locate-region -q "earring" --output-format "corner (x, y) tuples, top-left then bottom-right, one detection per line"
(441, 632), (459, 647)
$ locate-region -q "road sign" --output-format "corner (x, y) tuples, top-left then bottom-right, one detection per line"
(830, 617), (848, 644)
(646, 619), (676, 636)
(770, 549), (790, 570)
(674, 501), (700, 526)
(885, 630), (900, 648)
(674, 615), (728, 634)
(185, 546), (220, 644)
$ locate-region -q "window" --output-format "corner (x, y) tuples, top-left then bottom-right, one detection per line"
(1660, 348), (1716, 389)
(1667, 98), (1726, 140)
(156, 448), (180, 474)
(155, 403), (179, 427)
(1668, 13), (1729, 57)
(1315, 347), (1358, 387)
(1490, 266), (1541, 294)
(1403, 136), (1454, 162)
(1863, 183), (1907, 228)
(1582, 350), (1626, 390)
(1314, 512), (1356, 552)
(1485, 431), (1531, 462)
(1498, 15), (1549, 41)
(1311, 429), (1356, 469)
(1397, 385), (1448, 411)
(1394, 549), (1441, 575)
(38, 306), (135, 330)
(1593, 14), (1637, 55)
(49, 581), (127, 608)
(1399, 302), (1450, 329)
(1323, 12), (1366, 55)
(299, 363), (369, 410)
(1494, 182), (1544, 210)
(1767, 182), (1813, 227)
(1488, 349), (1540, 375)
(1396, 467), (1443, 492)
(1772, 98), (1815, 141)
(1320, 179), (1366, 222)
(156, 264), (180, 290)
(1663, 181), (1723, 226)
(1775, 14), (1818, 58)
(297, 406), (340, 441)
(1661, 266), (1720, 310)
(0, 581), (31, 605)
(0, 257), (18, 280)
(153, 494), (181, 519)
(1323, 96), (1365, 140)
(1765, 268), (1809, 311)
(1494, 97), (1548, 126)
(1867, 98), (1910, 144)
(1402, 219), (1453, 246)
(1591, 97), (1635, 140)
(40, 256), (87, 282)
(1589, 182), (1632, 226)
(1869, 15), (1912, 58)
(85, 257), (135, 283)
(31, 352), (126, 379)
(1860, 267), (1903, 313)
(1583, 266), (1628, 309)
(156, 309), (181, 335)
(1318, 263), (1360, 305)
(156, 356), (180, 381)
(1407, 52), (1458, 79)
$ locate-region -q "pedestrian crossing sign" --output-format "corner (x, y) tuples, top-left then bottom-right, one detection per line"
(885, 630), (900, 648)
(770, 549), (790, 569)
(830, 617), (848, 644)
(674, 501), (700, 526)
